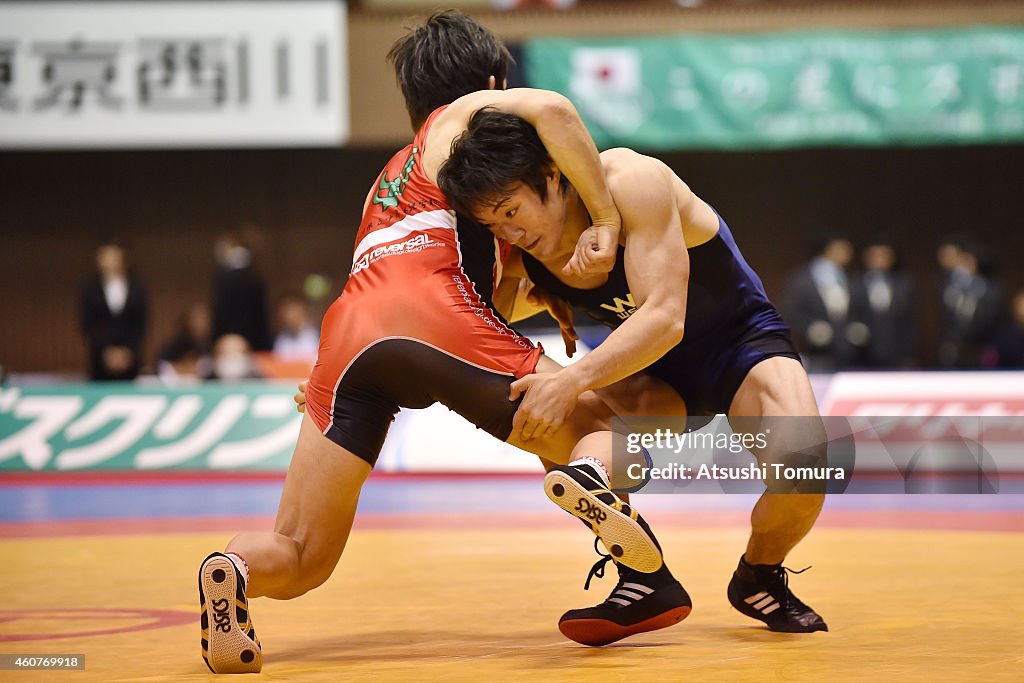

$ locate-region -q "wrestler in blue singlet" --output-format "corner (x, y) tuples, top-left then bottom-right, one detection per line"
(522, 211), (799, 415)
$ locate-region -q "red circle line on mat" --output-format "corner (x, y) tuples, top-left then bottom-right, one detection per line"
(0, 608), (194, 642)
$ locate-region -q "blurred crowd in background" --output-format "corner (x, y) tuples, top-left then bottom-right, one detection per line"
(781, 232), (1023, 372)
(80, 233), (326, 384)
(51, 0), (1019, 383)
(81, 227), (1024, 384)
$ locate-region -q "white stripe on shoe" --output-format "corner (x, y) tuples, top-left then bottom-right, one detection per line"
(744, 590), (782, 615)
(615, 589), (647, 601)
(745, 591), (770, 604)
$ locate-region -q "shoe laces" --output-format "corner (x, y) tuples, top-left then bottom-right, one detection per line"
(760, 564), (812, 609)
(584, 537), (614, 590)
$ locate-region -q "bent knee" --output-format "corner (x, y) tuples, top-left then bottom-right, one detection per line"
(273, 561), (336, 600)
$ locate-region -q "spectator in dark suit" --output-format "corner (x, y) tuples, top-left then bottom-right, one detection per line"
(211, 231), (271, 352)
(781, 233), (869, 372)
(79, 239), (148, 380)
(987, 288), (1024, 368)
(937, 241), (1003, 368)
(860, 237), (920, 368)
(935, 234), (965, 301)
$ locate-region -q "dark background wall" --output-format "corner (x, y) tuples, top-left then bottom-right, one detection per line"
(2, 142), (1021, 373)
(3, 1), (1023, 374)
(0, 147), (388, 373)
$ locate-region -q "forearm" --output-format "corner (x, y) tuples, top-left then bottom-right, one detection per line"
(561, 306), (684, 395)
(523, 96), (618, 228)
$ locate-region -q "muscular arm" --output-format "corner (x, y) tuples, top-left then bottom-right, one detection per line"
(557, 150), (689, 393)
(422, 88), (620, 263)
(509, 151), (691, 439)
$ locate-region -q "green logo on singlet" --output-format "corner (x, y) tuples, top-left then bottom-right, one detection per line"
(373, 146), (418, 209)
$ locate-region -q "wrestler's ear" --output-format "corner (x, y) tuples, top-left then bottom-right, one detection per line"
(544, 163), (563, 197)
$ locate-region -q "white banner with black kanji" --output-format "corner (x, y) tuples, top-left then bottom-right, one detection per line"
(0, 1), (348, 148)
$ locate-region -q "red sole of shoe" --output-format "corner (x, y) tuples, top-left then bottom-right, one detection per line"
(559, 606), (692, 647)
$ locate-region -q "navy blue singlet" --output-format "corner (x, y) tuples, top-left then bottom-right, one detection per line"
(522, 212), (799, 415)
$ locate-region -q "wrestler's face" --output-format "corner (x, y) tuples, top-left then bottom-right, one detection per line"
(475, 173), (567, 260)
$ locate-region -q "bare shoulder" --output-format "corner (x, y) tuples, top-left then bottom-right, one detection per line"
(420, 101), (482, 181)
(600, 147), (645, 171)
(600, 148), (674, 210)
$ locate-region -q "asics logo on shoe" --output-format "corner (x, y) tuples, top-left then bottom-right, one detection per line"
(575, 498), (607, 523)
(211, 598), (232, 633)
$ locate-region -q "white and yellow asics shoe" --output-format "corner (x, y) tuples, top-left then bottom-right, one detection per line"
(544, 462), (664, 573)
(199, 552), (263, 673)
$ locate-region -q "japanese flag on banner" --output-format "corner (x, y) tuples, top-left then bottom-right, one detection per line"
(570, 47), (641, 94)
(568, 47), (650, 136)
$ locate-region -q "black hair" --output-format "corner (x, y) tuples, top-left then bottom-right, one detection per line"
(387, 10), (513, 131)
(438, 108), (564, 221)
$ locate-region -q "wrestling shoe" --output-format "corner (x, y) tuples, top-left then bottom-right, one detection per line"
(559, 543), (692, 647)
(727, 555), (828, 633)
(199, 552), (263, 673)
(544, 461), (663, 573)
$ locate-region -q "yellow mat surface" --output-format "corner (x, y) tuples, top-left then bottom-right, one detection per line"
(1, 527), (1021, 682)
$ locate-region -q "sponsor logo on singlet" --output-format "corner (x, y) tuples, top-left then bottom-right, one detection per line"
(373, 146), (418, 209)
(599, 293), (638, 320)
(350, 232), (442, 275)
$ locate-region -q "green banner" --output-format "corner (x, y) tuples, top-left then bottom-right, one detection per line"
(524, 27), (1024, 149)
(0, 383), (300, 471)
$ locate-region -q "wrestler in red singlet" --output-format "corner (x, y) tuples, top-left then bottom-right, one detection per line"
(304, 107), (542, 464)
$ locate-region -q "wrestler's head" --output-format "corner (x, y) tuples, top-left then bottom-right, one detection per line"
(388, 10), (513, 131)
(438, 109), (574, 261)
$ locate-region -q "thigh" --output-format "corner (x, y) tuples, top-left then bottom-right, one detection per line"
(728, 356), (827, 477)
(728, 356), (819, 418)
(592, 370), (688, 418)
(273, 413), (373, 572)
(505, 355), (600, 464)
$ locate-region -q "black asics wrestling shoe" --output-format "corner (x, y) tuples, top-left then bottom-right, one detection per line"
(559, 543), (692, 647)
(544, 462), (663, 573)
(199, 552), (263, 673)
(727, 555), (828, 633)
